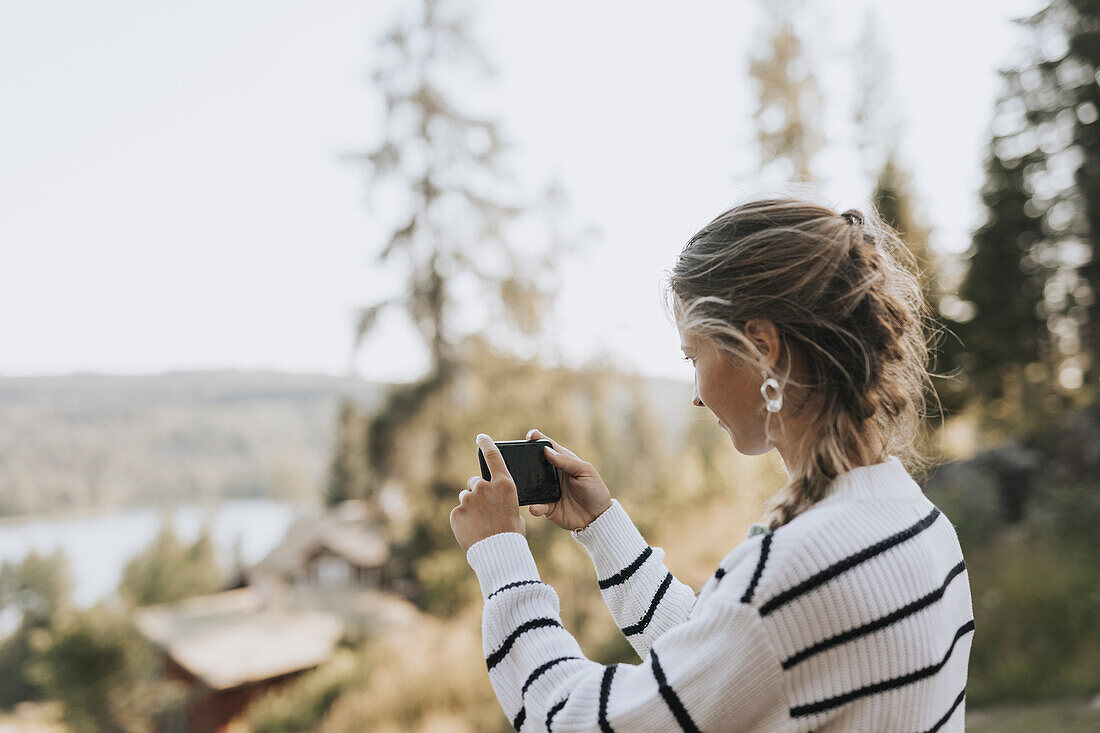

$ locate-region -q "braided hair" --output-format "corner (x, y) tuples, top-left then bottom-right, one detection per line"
(661, 198), (941, 530)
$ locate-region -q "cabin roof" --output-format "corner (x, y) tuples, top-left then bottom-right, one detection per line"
(132, 587), (345, 690)
(248, 502), (389, 581)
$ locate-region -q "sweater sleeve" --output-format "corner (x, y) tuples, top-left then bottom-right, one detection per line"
(569, 498), (698, 660)
(466, 530), (786, 732)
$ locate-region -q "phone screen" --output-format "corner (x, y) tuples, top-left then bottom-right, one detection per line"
(478, 439), (561, 506)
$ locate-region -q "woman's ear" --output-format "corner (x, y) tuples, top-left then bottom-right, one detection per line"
(745, 319), (782, 373)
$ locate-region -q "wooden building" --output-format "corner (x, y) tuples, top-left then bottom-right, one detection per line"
(132, 500), (421, 732)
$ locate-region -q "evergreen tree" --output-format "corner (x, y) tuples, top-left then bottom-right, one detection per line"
(1005, 0), (1095, 400)
(870, 151), (962, 422)
(26, 604), (187, 732)
(184, 525), (221, 592)
(118, 518), (224, 607)
(0, 630), (36, 707)
(0, 548), (73, 707)
(748, 1), (825, 182)
(0, 548), (71, 631)
(872, 151), (940, 306)
(949, 98), (1052, 429)
(852, 8), (900, 187)
(348, 0), (590, 602)
(26, 607), (129, 731)
(1066, 0), (1100, 394)
(849, 7), (938, 300)
(324, 397), (371, 508)
(849, 9), (958, 423)
(939, 0), (1100, 431)
(351, 0), (565, 488)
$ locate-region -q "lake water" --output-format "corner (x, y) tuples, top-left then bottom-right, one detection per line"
(0, 499), (304, 613)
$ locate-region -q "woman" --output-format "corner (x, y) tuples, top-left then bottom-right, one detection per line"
(450, 198), (974, 731)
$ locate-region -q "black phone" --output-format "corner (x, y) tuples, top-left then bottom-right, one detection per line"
(478, 439), (561, 506)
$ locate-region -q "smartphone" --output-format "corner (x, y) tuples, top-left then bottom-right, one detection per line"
(478, 439), (561, 506)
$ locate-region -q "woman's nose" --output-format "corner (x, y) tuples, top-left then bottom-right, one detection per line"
(691, 377), (704, 408)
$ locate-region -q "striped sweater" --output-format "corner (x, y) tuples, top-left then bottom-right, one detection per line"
(465, 455), (974, 732)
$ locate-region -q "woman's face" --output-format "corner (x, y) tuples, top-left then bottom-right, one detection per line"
(678, 326), (774, 455)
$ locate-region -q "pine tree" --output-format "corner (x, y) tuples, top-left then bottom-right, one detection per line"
(118, 518), (224, 607)
(937, 1), (1100, 432)
(870, 151), (963, 421)
(0, 548), (73, 707)
(872, 152), (939, 305)
(1004, 0), (1095, 400)
(324, 398), (371, 508)
(348, 0), (590, 603)
(852, 8), (899, 187)
(0, 548), (71, 630)
(849, 7), (939, 304)
(961, 144), (1049, 376)
(24, 604), (185, 733)
(748, 1), (825, 182)
(26, 608), (129, 732)
(351, 0), (567, 483)
(948, 90), (1052, 430)
(1066, 0), (1100, 394)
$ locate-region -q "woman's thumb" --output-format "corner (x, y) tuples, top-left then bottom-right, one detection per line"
(543, 444), (583, 472)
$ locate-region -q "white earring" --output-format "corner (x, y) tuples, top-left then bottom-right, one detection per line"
(760, 371), (783, 413)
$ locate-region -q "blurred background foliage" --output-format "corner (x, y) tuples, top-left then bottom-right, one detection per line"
(3, 0), (1100, 730)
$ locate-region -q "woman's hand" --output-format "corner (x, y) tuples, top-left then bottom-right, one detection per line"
(525, 428), (612, 532)
(451, 434), (527, 552)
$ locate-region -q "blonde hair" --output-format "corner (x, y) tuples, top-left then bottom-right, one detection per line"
(661, 197), (940, 530)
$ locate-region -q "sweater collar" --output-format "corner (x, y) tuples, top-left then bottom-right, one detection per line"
(822, 454), (924, 503)
(747, 455), (925, 537)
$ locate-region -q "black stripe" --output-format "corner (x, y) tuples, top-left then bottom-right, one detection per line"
(598, 546), (653, 589)
(760, 507), (941, 616)
(486, 618), (563, 671)
(789, 618), (975, 718)
(651, 649), (701, 733)
(922, 687), (966, 733)
(741, 532), (774, 603)
(546, 694), (569, 731)
(599, 664), (617, 733)
(621, 572), (672, 636)
(522, 656), (581, 698)
(782, 560), (967, 670)
(489, 579), (544, 600)
(512, 656), (583, 731)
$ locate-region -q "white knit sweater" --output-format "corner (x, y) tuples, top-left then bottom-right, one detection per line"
(465, 455), (974, 732)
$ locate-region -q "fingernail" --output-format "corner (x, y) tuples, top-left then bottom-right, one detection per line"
(544, 446), (557, 455)
(476, 433), (488, 442)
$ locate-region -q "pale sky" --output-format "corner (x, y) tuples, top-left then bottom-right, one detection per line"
(0, 0), (1043, 384)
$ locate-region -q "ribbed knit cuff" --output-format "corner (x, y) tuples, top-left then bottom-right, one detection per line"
(571, 499), (651, 580)
(465, 531), (541, 601)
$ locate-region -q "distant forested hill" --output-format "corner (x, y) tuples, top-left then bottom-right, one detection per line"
(0, 371), (694, 519)
(0, 371), (385, 518)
